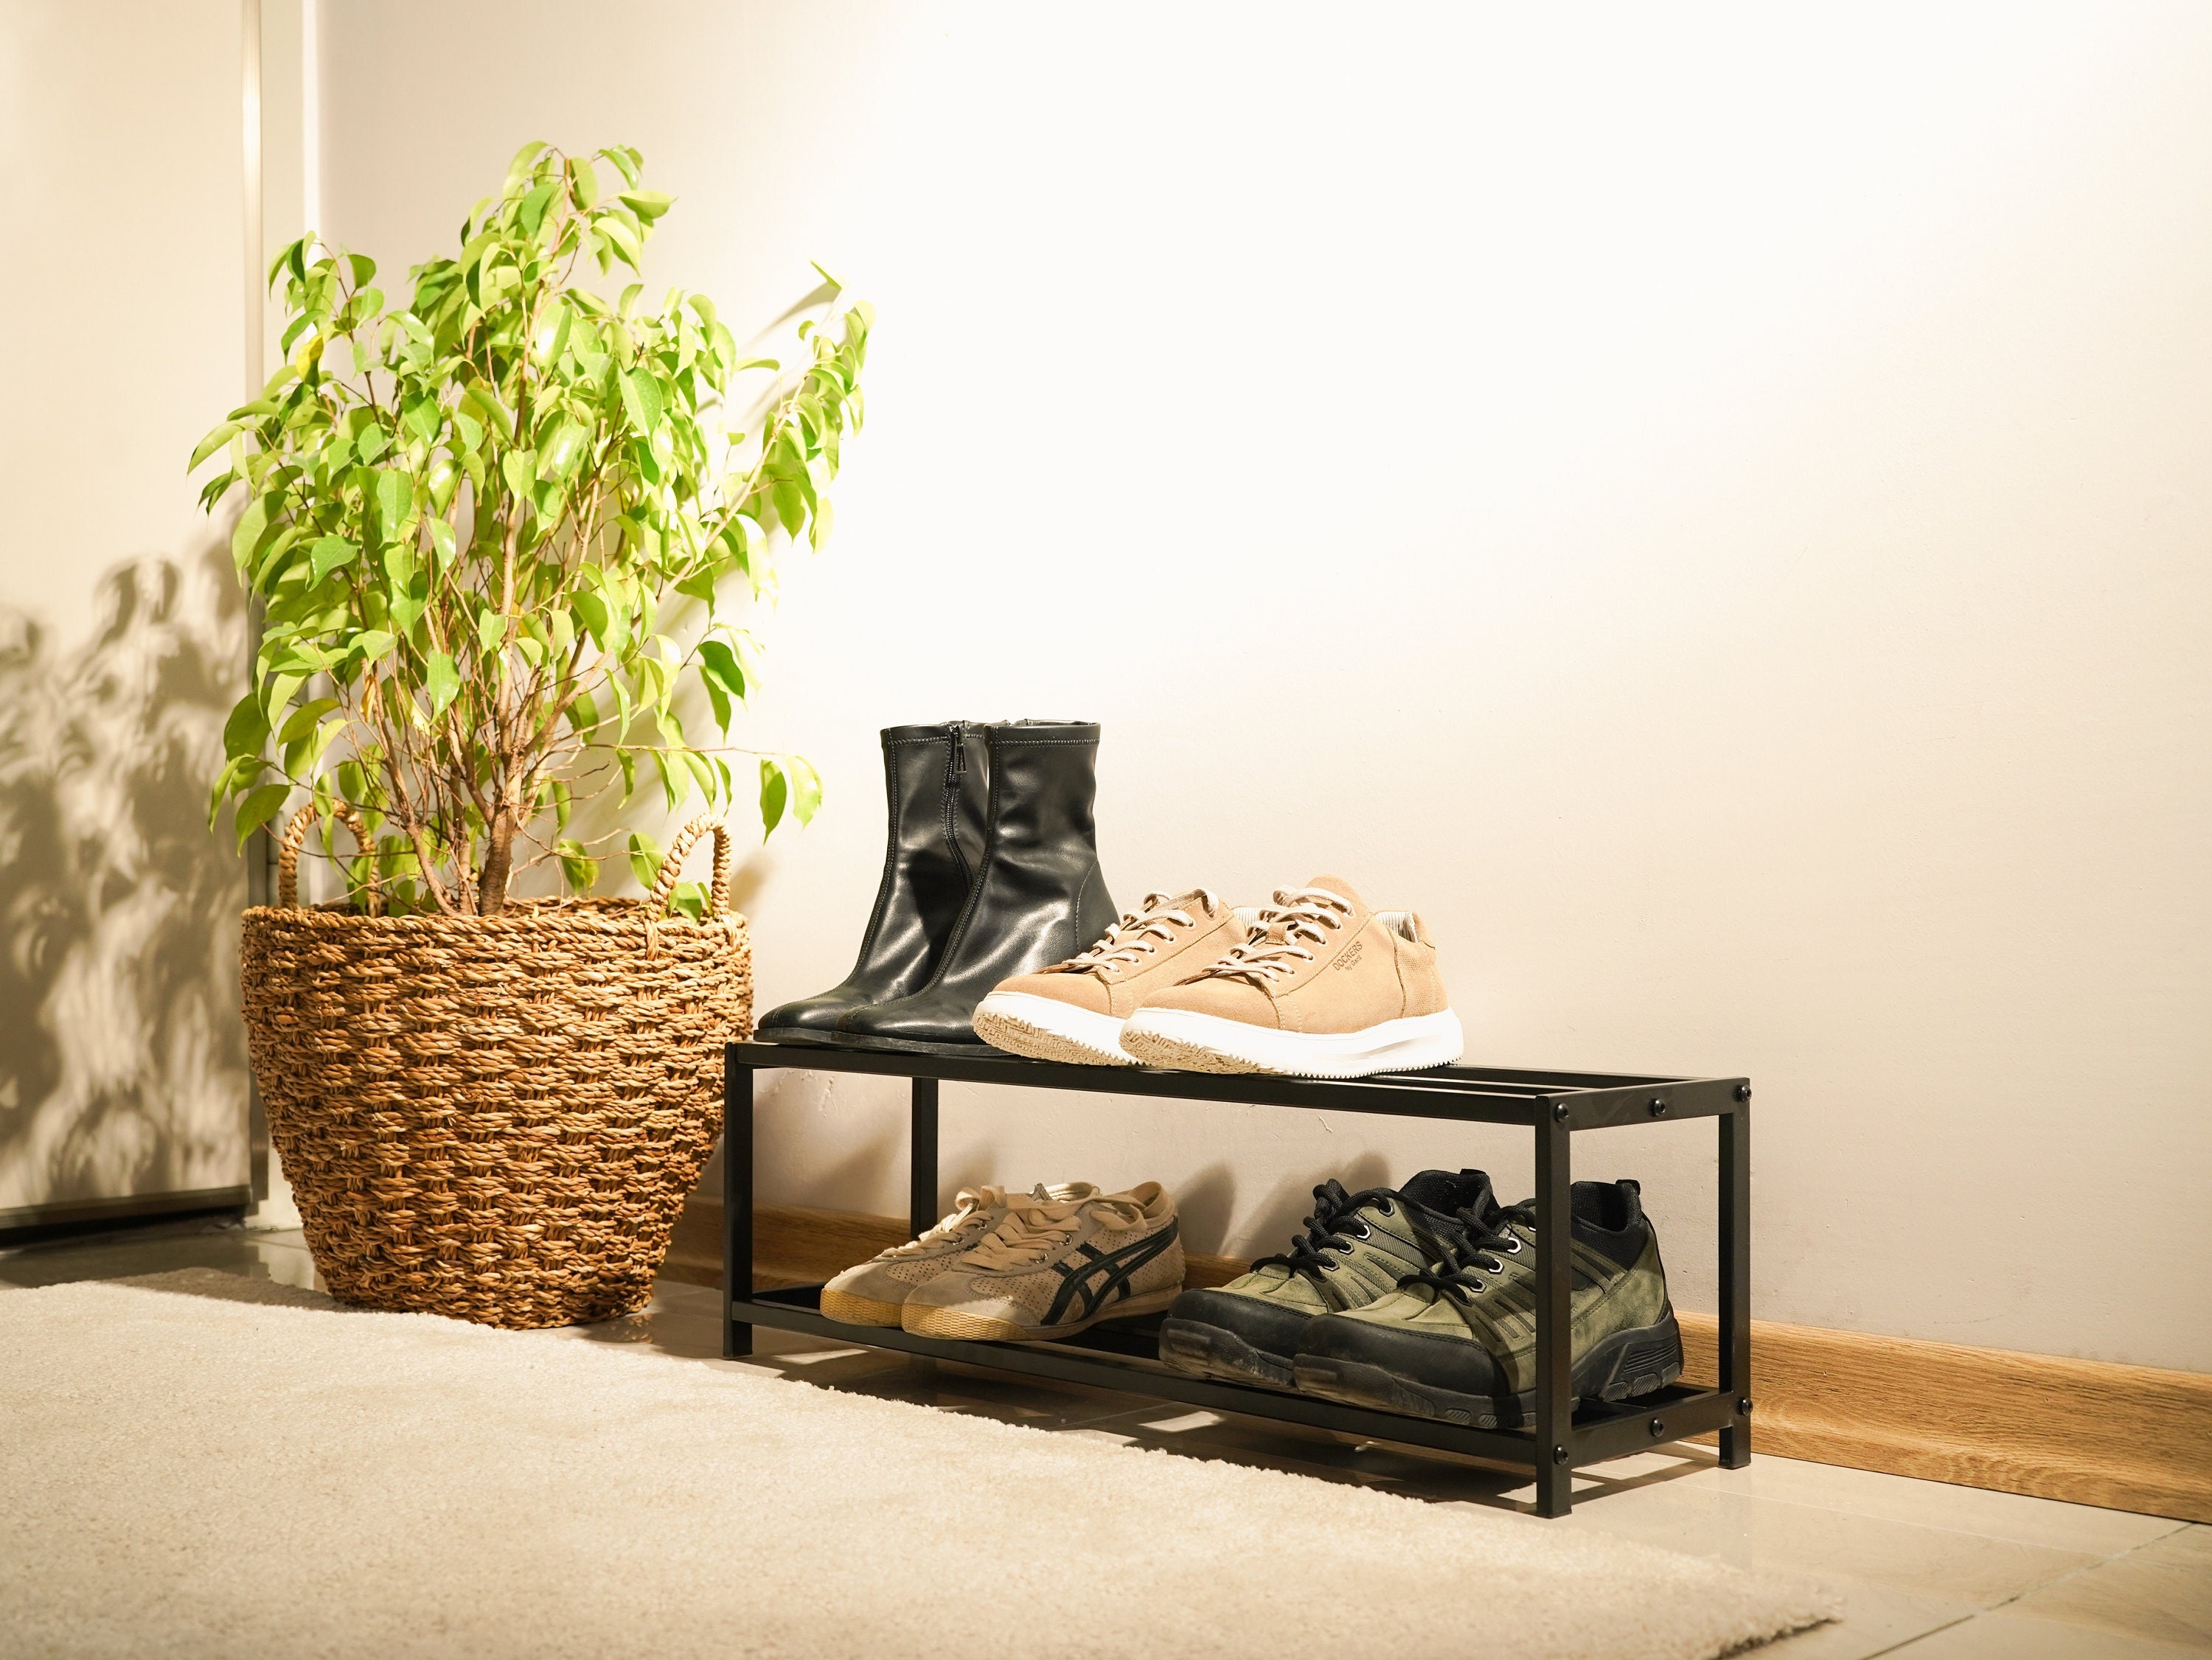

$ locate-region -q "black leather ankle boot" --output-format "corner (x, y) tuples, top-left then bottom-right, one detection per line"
(832, 721), (1114, 1055)
(756, 721), (990, 1044)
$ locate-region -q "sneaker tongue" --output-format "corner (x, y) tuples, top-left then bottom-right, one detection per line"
(1163, 887), (1221, 918)
(1400, 1168), (1496, 1221)
(1299, 873), (1366, 913)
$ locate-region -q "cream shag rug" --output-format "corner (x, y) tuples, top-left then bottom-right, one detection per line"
(1, 1272), (1832, 1660)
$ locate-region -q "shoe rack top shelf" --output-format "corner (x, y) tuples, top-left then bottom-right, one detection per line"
(726, 1042), (1746, 1131)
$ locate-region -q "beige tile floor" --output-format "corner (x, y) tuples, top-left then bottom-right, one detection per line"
(6, 1219), (2205, 1658)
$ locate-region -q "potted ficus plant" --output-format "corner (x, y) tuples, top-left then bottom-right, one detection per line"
(194, 142), (867, 1328)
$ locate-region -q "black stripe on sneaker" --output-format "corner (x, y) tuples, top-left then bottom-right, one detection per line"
(1045, 1220), (1178, 1325)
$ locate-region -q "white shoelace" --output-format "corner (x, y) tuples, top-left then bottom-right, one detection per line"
(1192, 887), (1353, 987)
(1061, 890), (1218, 973)
(964, 1194), (1148, 1272)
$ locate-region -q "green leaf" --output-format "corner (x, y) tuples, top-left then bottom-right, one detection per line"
(684, 747), (719, 803)
(759, 758), (788, 837)
(619, 366), (664, 433)
(518, 181), (558, 239)
(309, 535), (355, 585)
(189, 422), (238, 472)
(352, 630), (396, 666)
(698, 666), (729, 733)
(476, 609), (506, 654)
(619, 190), (672, 222)
(697, 638), (745, 698)
(223, 695), (271, 761)
(423, 651), (461, 717)
(230, 496), (270, 571)
(207, 754), (266, 823)
(788, 755), (823, 825)
(503, 140), (549, 196)
(551, 778), (573, 831)
(571, 587), (610, 646)
(283, 715), (347, 780)
(567, 155), (600, 209)
(401, 396), (442, 445)
(233, 784), (292, 851)
(627, 831), (664, 892)
(667, 879), (706, 922)
(556, 837), (599, 893)
(696, 638), (744, 733)
(259, 672), (305, 726)
(650, 746), (683, 809)
(538, 422), (587, 479)
(372, 470), (412, 545)
(278, 697), (341, 744)
(771, 478), (806, 537)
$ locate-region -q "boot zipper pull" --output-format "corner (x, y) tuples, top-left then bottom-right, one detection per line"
(945, 721), (969, 787)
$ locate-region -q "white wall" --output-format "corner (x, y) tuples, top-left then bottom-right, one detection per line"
(317, 2), (2212, 1370)
(0, 0), (252, 1216)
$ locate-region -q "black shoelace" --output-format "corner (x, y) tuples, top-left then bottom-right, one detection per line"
(1402, 1202), (1537, 1302)
(1252, 1179), (1402, 1280)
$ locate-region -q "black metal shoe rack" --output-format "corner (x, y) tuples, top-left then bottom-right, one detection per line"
(720, 1042), (1752, 1518)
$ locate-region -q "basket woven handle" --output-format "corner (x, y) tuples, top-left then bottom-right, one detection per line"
(649, 817), (731, 918)
(276, 801), (384, 916)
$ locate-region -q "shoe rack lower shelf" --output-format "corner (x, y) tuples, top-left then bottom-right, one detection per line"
(730, 1283), (1739, 1472)
(722, 1040), (1755, 1518)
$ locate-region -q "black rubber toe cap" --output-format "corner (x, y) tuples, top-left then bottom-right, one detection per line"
(1297, 1311), (1500, 1395)
(1166, 1288), (1316, 1360)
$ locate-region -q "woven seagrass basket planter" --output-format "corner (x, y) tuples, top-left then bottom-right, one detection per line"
(240, 809), (751, 1329)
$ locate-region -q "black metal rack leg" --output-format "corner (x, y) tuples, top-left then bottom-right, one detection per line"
(1532, 1109), (1574, 1517)
(723, 1059), (755, 1359)
(909, 1078), (939, 1239)
(1719, 1092), (1752, 1467)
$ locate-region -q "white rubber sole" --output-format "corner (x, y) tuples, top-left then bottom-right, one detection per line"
(1119, 1008), (1464, 1079)
(972, 991), (1135, 1067)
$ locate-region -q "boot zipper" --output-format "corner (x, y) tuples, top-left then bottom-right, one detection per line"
(944, 721), (969, 788)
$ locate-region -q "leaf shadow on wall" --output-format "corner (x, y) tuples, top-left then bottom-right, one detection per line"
(0, 544), (251, 1213)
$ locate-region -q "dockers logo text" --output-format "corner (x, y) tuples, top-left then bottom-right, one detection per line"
(1331, 941), (1364, 970)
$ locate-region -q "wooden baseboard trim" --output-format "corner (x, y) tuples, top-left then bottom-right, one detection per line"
(0, 1186), (251, 1243)
(665, 1196), (2212, 1523)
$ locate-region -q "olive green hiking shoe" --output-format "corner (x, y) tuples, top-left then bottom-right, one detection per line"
(1292, 1179), (1683, 1427)
(1157, 1169), (1498, 1389)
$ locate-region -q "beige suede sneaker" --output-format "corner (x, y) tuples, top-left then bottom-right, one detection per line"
(818, 1182), (1098, 1326)
(901, 1182), (1185, 1341)
(1119, 876), (1464, 1078)
(973, 890), (1251, 1066)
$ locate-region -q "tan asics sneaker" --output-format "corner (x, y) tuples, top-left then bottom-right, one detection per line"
(1119, 876), (1464, 1078)
(901, 1182), (1185, 1340)
(973, 890), (1251, 1066)
(819, 1183), (1098, 1325)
